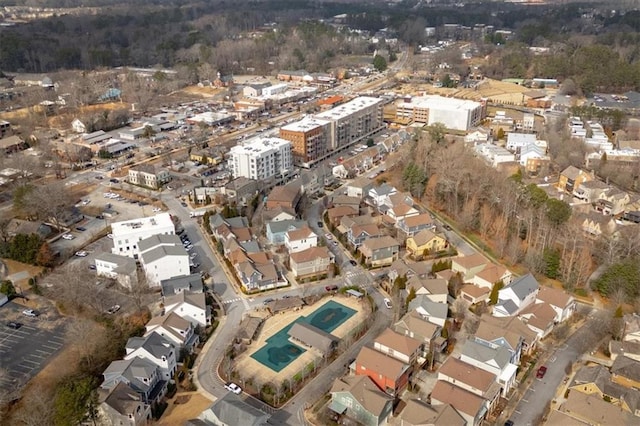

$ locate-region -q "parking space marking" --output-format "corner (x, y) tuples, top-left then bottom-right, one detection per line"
(21, 359), (40, 366)
(36, 349), (51, 355)
(13, 365), (32, 373)
(42, 344), (59, 351)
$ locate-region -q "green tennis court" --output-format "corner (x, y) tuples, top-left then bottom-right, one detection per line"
(251, 300), (356, 372)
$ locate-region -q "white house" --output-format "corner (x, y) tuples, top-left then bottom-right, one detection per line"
(506, 133), (537, 151)
(138, 234), (189, 287)
(535, 286), (576, 323)
(164, 291), (211, 328)
(408, 295), (448, 327)
(111, 213), (175, 258)
(493, 273), (540, 317)
(144, 312), (199, 355)
(372, 328), (422, 365)
(471, 264), (513, 290)
(284, 226), (317, 253)
(124, 332), (177, 382)
(406, 276), (448, 304)
(368, 183), (397, 209)
(459, 339), (518, 398)
(71, 118), (87, 133)
(94, 252), (138, 289)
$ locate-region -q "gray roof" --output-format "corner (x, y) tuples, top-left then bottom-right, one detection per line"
(203, 392), (270, 426)
(126, 331), (174, 360)
(100, 382), (143, 417)
(140, 245), (188, 265)
(460, 339), (511, 370)
(408, 295), (448, 320)
(138, 234), (182, 253)
(495, 299), (519, 315)
(226, 216), (249, 228)
(102, 357), (157, 394)
(95, 252), (137, 274)
(161, 273), (203, 296)
(288, 322), (338, 354)
(505, 273), (539, 300)
(266, 219), (306, 235)
(209, 213), (226, 229)
(371, 183), (396, 196)
(240, 240), (261, 254)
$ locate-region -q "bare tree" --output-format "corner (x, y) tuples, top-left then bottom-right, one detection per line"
(13, 384), (55, 426)
(21, 181), (75, 228)
(66, 321), (108, 372)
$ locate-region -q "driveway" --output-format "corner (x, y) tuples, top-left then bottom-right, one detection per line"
(506, 306), (608, 425)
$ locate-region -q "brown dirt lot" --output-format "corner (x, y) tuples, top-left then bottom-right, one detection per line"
(180, 85), (226, 98)
(157, 392), (212, 426)
(1, 258), (44, 287)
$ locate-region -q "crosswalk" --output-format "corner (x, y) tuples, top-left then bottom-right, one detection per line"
(222, 298), (242, 305)
(345, 270), (370, 287)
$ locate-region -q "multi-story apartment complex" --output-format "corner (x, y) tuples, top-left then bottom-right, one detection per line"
(395, 95), (486, 131)
(228, 136), (293, 183)
(111, 213), (176, 258)
(279, 116), (331, 167)
(315, 96), (385, 151)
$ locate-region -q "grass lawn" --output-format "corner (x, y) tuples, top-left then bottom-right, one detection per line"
(157, 392), (212, 426)
(1, 258), (44, 288)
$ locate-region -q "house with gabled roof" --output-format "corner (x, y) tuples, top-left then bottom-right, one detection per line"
(346, 176), (374, 198)
(438, 357), (501, 412)
(284, 226), (317, 253)
(353, 346), (411, 396)
(101, 357), (167, 404)
(474, 315), (538, 364)
(612, 356), (640, 390)
(265, 219), (306, 245)
(289, 246), (334, 279)
(517, 302), (556, 338)
(94, 252), (138, 290)
(125, 332), (177, 382)
(472, 264), (512, 290)
(397, 213), (436, 238)
(399, 399), (466, 426)
(358, 236), (400, 268)
(623, 314), (640, 343)
(536, 286), (576, 323)
(461, 284), (491, 305)
(408, 295), (448, 327)
(394, 311), (441, 356)
(595, 188), (631, 216)
(98, 382), (151, 426)
(573, 179), (610, 203)
(558, 165), (592, 194)
(347, 223), (383, 247)
(431, 380), (489, 426)
(144, 312), (199, 355)
(265, 182), (301, 211)
(559, 390), (636, 425)
(198, 392), (270, 426)
(164, 291), (211, 328)
(160, 274), (203, 297)
(386, 202), (419, 223)
(406, 276), (448, 304)
(493, 273), (539, 317)
(327, 205), (359, 226)
(570, 364), (640, 416)
(406, 228), (447, 258)
(329, 375), (394, 426)
(262, 205), (296, 223)
(452, 253), (489, 282)
(288, 322), (338, 357)
(373, 328), (422, 365)
(368, 183), (397, 209)
(459, 339), (518, 397)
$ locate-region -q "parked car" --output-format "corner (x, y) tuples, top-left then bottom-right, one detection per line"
(22, 309), (39, 318)
(325, 285), (338, 292)
(109, 178), (119, 183)
(152, 207), (162, 212)
(383, 298), (392, 309)
(107, 234), (113, 239)
(317, 221), (324, 228)
(75, 251), (88, 257)
(76, 226), (87, 232)
(332, 240), (338, 246)
(536, 366), (547, 379)
(88, 264), (97, 270)
(324, 233), (333, 240)
(181, 202), (188, 207)
(349, 260), (357, 266)
(61, 234), (74, 240)
(443, 224), (452, 231)
(6, 321), (22, 329)
(106, 305), (121, 315)
(225, 383), (242, 394)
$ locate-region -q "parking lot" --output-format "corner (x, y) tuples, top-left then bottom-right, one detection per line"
(0, 302), (67, 392)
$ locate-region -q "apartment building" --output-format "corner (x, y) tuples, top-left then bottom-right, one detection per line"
(111, 213), (176, 258)
(228, 136), (293, 182)
(128, 164), (171, 190)
(395, 95), (486, 131)
(279, 116), (331, 167)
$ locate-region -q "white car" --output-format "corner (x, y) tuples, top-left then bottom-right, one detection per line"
(383, 298), (392, 309)
(61, 234), (74, 240)
(107, 234), (114, 239)
(325, 233), (333, 240)
(22, 309), (39, 317)
(152, 207), (162, 212)
(81, 200), (91, 205)
(225, 383), (242, 394)
(75, 251), (88, 257)
(106, 305), (121, 314)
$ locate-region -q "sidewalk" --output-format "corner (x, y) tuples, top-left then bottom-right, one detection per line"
(192, 315), (227, 402)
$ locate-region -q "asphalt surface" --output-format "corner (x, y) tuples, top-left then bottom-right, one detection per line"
(0, 302), (67, 394)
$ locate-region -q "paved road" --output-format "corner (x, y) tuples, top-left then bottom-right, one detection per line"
(507, 306), (608, 425)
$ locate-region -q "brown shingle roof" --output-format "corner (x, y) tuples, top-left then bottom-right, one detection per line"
(453, 253), (488, 270)
(431, 380), (485, 418)
(475, 264), (508, 284)
(519, 302), (556, 331)
(395, 311), (441, 341)
(536, 286), (573, 309)
(400, 399), (466, 426)
(410, 229), (441, 246)
(402, 213), (432, 228)
(231, 227), (252, 242)
(330, 375), (393, 417)
(374, 328), (422, 357)
(327, 206), (358, 221)
(461, 284), (490, 298)
(268, 183), (300, 203)
(360, 236), (399, 252)
(561, 165), (585, 180)
(355, 346), (408, 380)
(290, 246), (332, 264)
(439, 357), (496, 393)
(286, 226), (315, 241)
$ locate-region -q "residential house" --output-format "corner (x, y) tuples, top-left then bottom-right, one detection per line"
(623, 314), (640, 343)
(493, 273), (540, 317)
(536, 286), (576, 323)
(472, 264), (513, 290)
(284, 226), (317, 253)
(329, 375), (394, 426)
(517, 302), (556, 338)
(373, 328), (422, 365)
(354, 346), (411, 396)
(611, 356), (640, 390)
(595, 188), (631, 216)
(223, 177), (259, 205)
(465, 128), (490, 145)
(347, 222), (383, 248)
(262, 206), (296, 223)
(386, 202), (419, 224)
(406, 276), (448, 304)
(197, 392), (270, 426)
(368, 183), (397, 209)
(408, 296), (448, 327)
(459, 339), (518, 397)
(265, 219), (306, 245)
(71, 118), (86, 134)
(288, 322), (338, 358)
(139, 242), (189, 287)
(98, 382), (151, 426)
(431, 380), (489, 426)
(519, 143), (550, 175)
(128, 165), (171, 190)
(265, 183), (301, 211)
(573, 180), (610, 203)
(327, 206), (359, 227)
(397, 214), (436, 238)
(474, 315), (538, 363)
(346, 176), (374, 198)
(399, 399), (466, 426)
(438, 357), (501, 412)
(406, 229), (447, 258)
(144, 312), (199, 355)
(0, 135), (27, 154)
(394, 311), (441, 356)
(570, 364), (640, 416)
(332, 195), (362, 210)
(101, 357), (167, 404)
(558, 166), (592, 194)
(235, 260), (280, 292)
(461, 284), (491, 304)
(125, 332), (177, 382)
(558, 390), (636, 425)
(581, 212), (617, 237)
(452, 253), (489, 282)
(94, 253), (139, 290)
(358, 236), (400, 268)
(160, 274), (203, 297)
(190, 150), (220, 165)
(289, 246), (334, 279)
(6, 218), (53, 240)
(164, 291), (211, 328)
